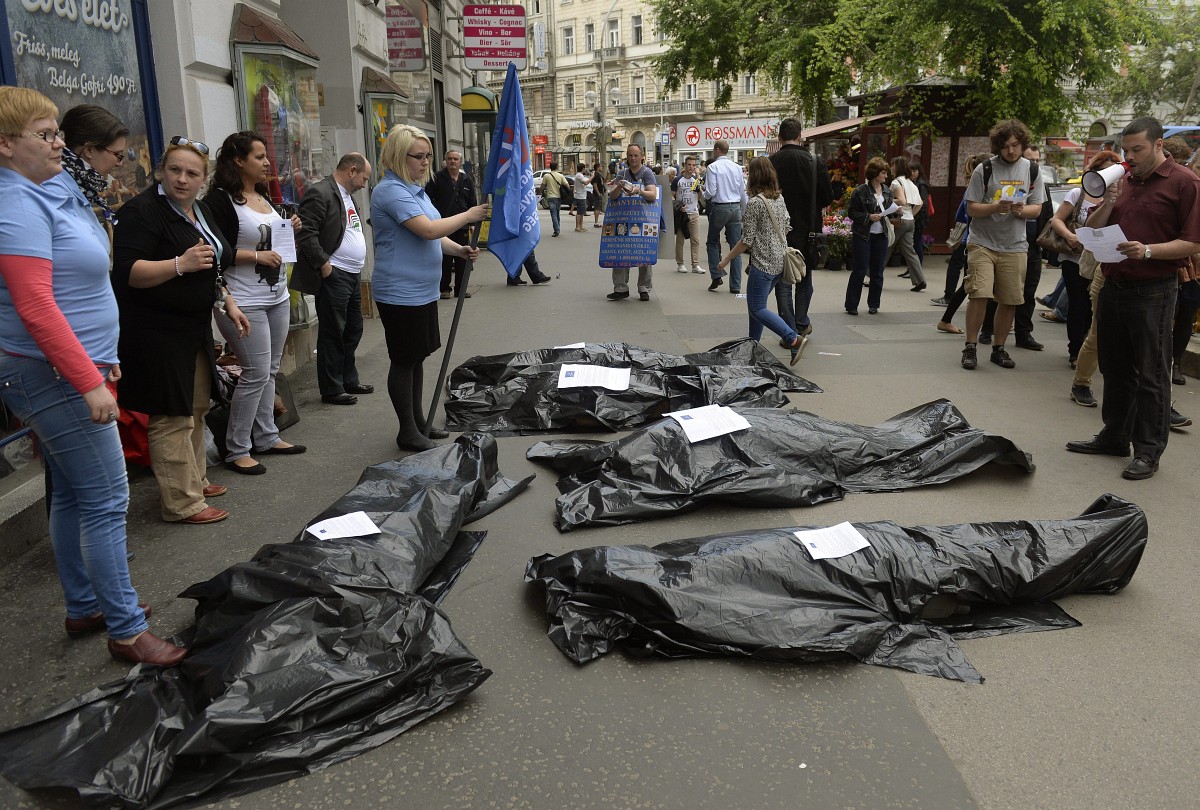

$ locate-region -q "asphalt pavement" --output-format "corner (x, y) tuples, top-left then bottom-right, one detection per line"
(1, 208), (1197, 809)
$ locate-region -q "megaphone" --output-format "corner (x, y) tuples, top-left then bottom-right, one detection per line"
(1082, 164), (1125, 197)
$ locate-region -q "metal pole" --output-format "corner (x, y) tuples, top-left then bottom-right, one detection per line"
(597, 0), (619, 168)
(423, 215), (483, 437)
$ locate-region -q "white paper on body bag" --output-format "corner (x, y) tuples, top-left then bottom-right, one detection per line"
(793, 522), (871, 560)
(553, 342), (587, 349)
(666, 403), (751, 443)
(1074, 225), (1129, 263)
(557, 364), (631, 391)
(270, 219), (298, 263)
(305, 511), (381, 540)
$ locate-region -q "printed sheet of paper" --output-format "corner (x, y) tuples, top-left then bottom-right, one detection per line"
(557, 364), (631, 391)
(1074, 225), (1128, 263)
(793, 522), (872, 560)
(305, 511), (381, 540)
(553, 342), (587, 349)
(271, 219), (298, 263)
(880, 202), (900, 216)
(666, 404), (751, 443)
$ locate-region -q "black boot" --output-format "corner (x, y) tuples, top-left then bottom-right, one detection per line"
(388, 363), (437, 452)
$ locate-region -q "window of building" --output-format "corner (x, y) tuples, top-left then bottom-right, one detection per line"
(585, 80), (596, 107)
(585, 23), (595, 52)
(564, 83), (575, 109)
(632, 15), (643, 45)
(684, 82), (697, 100)
(606, 19), (619, 47)
(633, 82), (644, 105)
(743, 73), (757, 95)
(531, 0), (541, 13)
(562, 26), (574, 55)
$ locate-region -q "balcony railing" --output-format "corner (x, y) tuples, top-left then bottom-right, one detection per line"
(614, 99), (705, 117)
(592, 45), (624, 64)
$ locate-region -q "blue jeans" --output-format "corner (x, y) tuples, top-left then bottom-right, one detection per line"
(846, 232), (888, 311)
(707, 202), (743, 291)
(746, 266), (798, 344)
(0, 354), (146, 640)
(547, 198), (561, 235)
(1096, 277), (1177, 462)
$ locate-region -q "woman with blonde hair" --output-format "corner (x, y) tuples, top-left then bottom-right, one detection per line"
(371, 125), (487, 450)
(717, 156), (805, 364)
(0, 87), (185, 665)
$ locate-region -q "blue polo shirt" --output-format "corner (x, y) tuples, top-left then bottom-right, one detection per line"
(0, 168), (117, 364)
(370, 170), (444, 306)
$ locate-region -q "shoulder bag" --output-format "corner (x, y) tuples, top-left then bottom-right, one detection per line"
(1036, 195), (1081, 256)
(761, 195), (806, 284)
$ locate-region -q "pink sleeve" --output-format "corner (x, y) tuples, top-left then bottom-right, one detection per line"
(0, 254), (105, 395)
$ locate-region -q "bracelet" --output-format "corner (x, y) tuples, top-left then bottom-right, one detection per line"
(174, 256), (182, 276)
(253, 251), (258, 264)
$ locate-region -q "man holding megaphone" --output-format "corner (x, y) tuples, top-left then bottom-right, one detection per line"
(1066, 116), (1200, 480)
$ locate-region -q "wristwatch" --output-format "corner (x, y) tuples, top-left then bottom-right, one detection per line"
(1144, 245), (1153, 260)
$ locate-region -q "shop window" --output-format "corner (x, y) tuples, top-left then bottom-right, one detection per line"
(235, 47), (323, 207)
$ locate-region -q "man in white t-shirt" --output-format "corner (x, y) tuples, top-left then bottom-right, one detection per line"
(572, 166), (592, 232)
(293, 153), (373, 405)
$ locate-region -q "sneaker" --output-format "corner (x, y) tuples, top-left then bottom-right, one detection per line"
(930, 297), (948, 307)
(1015, 335), (1044, 351)
(1171, 407), (1191, 429)
(961, 344), (978, 370)
(990, 346), (1016, 368)
(708, 277), (723, 292)
(789, 335), (809, 366)
(797, 323), (813, 337)
(639, 291), (650, 301)
(691, 265), (705, 274)
(1070, 386), (1097, 407)
(677, 264), (688, 273)
(606, 290), (630, 301)
(978, 332), (992, 345)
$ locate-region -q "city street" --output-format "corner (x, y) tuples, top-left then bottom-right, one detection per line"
(1, 207), (1197, 809)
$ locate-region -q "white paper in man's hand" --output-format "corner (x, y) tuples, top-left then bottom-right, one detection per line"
(305, 511), (381, 540)
(557, 364), (631, 391)
(271, 219), (298, 263)
(1075, 225), (1129, 263)
(666, 404), (751, 443)
(793, 522), (871, 560)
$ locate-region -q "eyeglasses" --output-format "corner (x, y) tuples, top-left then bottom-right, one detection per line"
(407, 152), (433, 161)
(169, 136), (210, 155)
(17, 129), (63, 144)
(99, 146), (125, 163)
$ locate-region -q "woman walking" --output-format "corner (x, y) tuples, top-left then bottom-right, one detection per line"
(888, 155), (926, 291)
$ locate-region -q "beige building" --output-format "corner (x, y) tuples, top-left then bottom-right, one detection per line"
(486, 0), (792, 172)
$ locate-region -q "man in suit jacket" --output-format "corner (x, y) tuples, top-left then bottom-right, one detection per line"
(292, 152), (373, 405)
(769, 118), (834, 339)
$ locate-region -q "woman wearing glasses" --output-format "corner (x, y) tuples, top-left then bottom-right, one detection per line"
(371, 125), (486, 451)
(0, 87), (185, 665)
(112, 136), (248, 524)
(54, 104), (128, 232)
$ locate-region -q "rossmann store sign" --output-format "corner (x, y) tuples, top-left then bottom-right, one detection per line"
(671, 118), (779, 151)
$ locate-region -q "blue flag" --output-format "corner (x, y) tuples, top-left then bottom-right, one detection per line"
(482, 63), (540, 278)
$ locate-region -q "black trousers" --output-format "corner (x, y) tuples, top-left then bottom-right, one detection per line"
(1096, 277), (1176, 462)
(1061, 259), (1093, 360)
(315, 267), (364, 397)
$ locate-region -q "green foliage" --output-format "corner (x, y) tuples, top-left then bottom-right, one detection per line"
(1113, 1), (1200, 123)
(649, 0), (1153, 134)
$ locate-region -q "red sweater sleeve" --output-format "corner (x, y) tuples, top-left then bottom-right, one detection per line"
(0, 254), (106, 395)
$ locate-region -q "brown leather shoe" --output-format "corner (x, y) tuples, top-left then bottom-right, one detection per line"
(107, 631), (187, 667)
(203, 484), (228, 498)
(182, 506), (229, 524)
(65, 603), (151, 638)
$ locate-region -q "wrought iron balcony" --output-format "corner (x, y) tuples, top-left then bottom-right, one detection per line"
(592, 45), (624, 65)
(614, 99), (705, 117)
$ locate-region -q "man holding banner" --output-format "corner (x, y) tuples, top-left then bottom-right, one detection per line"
(605, 144), (659, 301)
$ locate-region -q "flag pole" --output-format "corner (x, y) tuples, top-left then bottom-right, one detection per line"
(422, 210), (483, 437)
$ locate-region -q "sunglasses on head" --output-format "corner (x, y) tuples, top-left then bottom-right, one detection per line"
(169, 136), (210, 156)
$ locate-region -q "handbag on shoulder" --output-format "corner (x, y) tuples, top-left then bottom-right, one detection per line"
(1036, 198), (1082, 256)
(761, 195), (806, 284)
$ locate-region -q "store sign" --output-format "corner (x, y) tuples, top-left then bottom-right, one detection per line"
(532, 134), (548, 145)
(670, 117), (780, 151)
(5, 0), (152, 193)
(386, 3), (425, 72)
(463, 4), (526, 71)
